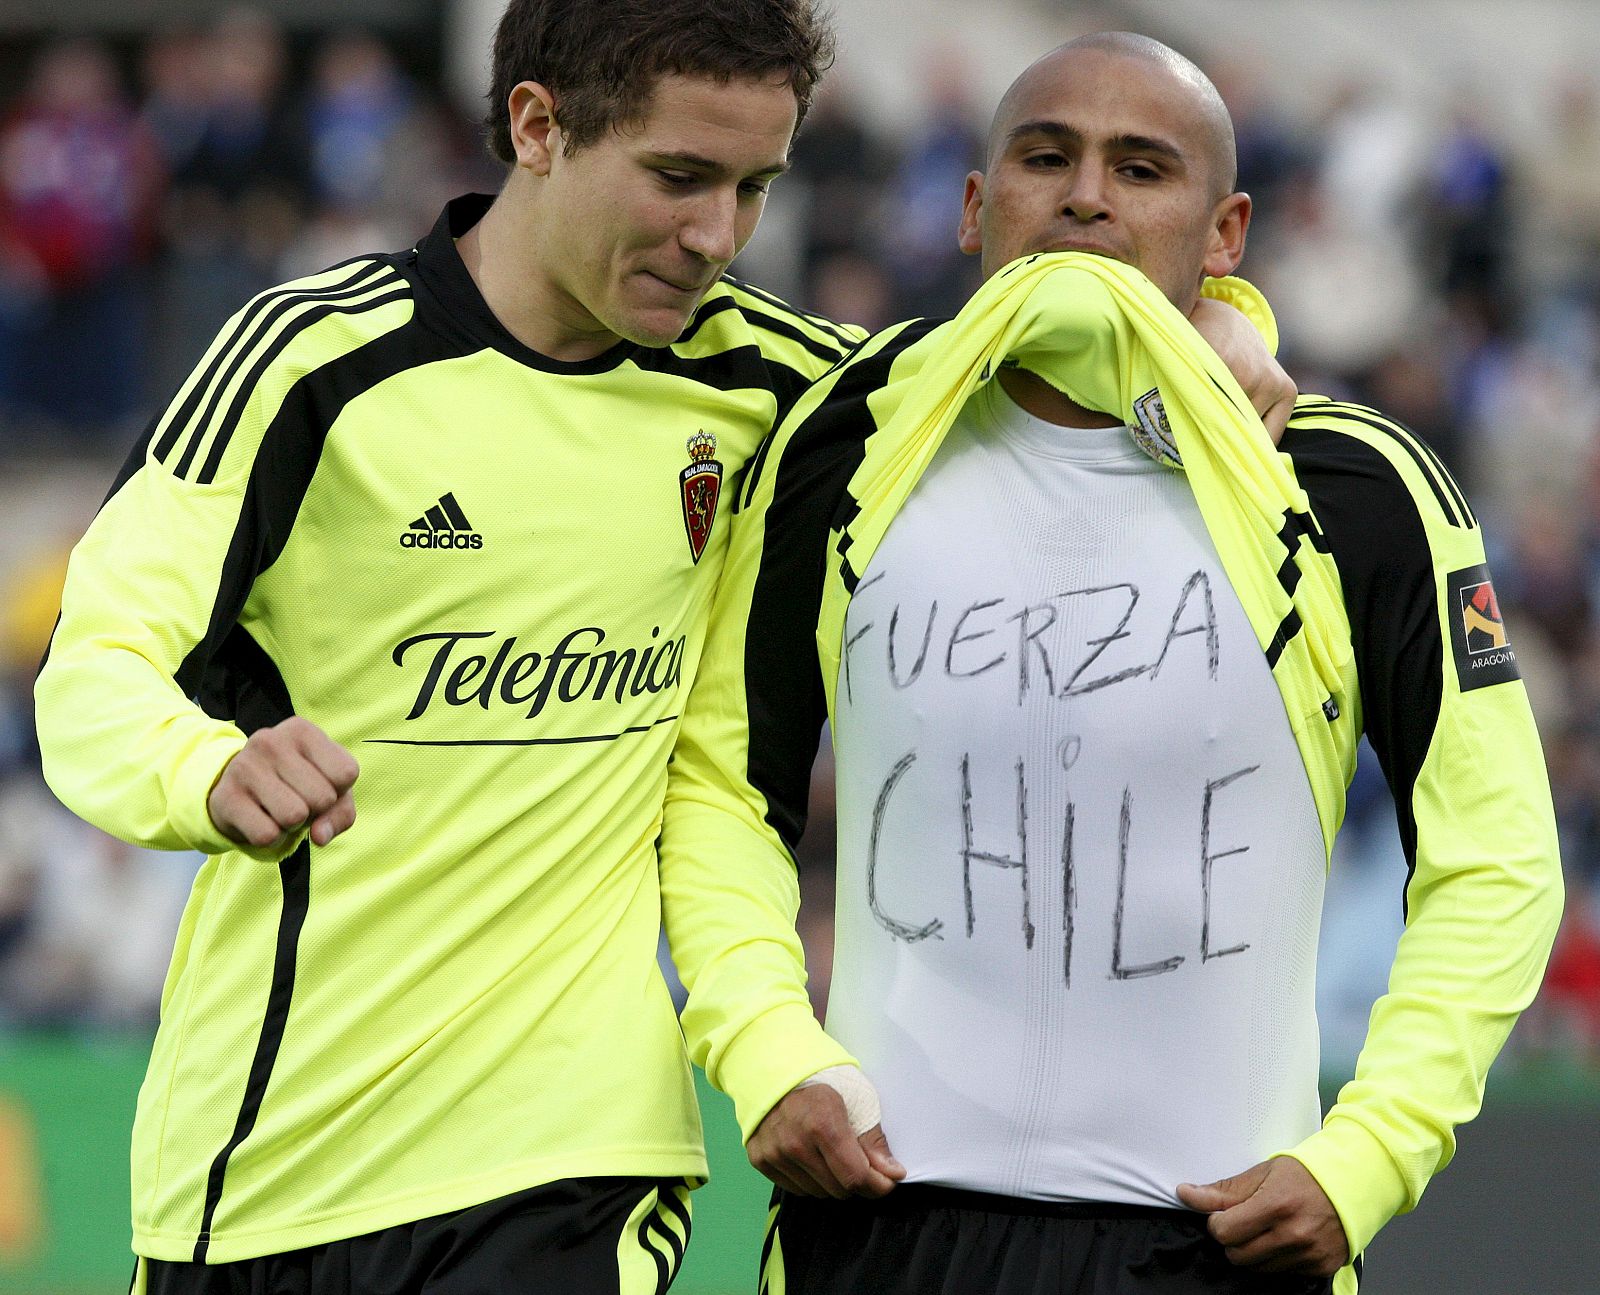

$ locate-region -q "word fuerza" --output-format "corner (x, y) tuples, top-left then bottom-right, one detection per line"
(393, 627), (686, 720)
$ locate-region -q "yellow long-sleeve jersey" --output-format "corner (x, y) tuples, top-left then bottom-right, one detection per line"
(661, 258), (1562, 1284)
(35, 195), (860, 1263)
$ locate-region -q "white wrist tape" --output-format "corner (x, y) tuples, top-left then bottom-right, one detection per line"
(797, 1064), (881, 1136)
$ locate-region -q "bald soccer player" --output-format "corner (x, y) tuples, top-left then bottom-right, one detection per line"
(662, 33), (1562, 1295)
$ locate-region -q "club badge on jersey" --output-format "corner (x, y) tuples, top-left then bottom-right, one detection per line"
(680, 430), (723, 564)
(1130, 387), (1185, 469)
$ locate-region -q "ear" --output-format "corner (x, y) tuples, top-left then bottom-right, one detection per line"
(1202, 191), (1251, 280)
(507, 81), (562, 176)
(957, 171), (986, 257)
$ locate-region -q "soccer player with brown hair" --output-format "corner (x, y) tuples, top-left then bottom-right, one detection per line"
(36, 2), (882, 1289)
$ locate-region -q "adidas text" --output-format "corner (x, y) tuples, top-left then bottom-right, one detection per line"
(401, 531), (484, 550)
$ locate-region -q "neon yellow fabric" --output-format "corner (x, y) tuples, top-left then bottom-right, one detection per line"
(668, 252), (1561, 1262)
(817, 255), (1355, 854)
(811, 255), (1561, 1258)
(35, 205), (864, 1262)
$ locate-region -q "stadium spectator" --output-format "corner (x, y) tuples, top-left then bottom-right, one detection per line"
(305, 30), (415, 215)
(1524, 72), (1600, 295)
(785, 81), (890, 300)
(175, 9), (307, 212)
(138, 28), (211, 182)
(878, 47), (984, 318)
(147, 11), (310, 393)
(0, 39), (162, 440)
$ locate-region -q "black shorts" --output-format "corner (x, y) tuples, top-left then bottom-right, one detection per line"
(763, 1186), (1351, 1295)
(135, 1176), (694, 1295)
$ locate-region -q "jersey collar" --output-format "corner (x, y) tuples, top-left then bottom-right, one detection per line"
(412, 194), (639, 375)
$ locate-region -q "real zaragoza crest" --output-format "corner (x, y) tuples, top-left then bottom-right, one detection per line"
(679, 430), (722, 564)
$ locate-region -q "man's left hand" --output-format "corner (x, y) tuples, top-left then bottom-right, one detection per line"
(747, 1084), (904, 1199)
(1177, 1156), (1350, 1276)
(1188, 298), (1297, 445)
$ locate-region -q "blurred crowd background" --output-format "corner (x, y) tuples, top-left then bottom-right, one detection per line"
(1, 0), (1599, 1069)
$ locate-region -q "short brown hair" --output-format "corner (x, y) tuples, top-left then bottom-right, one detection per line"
(485, 0), (835, 163)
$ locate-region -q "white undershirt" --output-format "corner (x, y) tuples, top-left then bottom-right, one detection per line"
(825, 380), (1328, 1205)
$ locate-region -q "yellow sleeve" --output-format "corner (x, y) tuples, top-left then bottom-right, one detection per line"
(1278, 403), (1564, 1256)
(35, 260), (410, 861)
(37, 451), (257, 856)
(657, 327), (926, 1141)
(658, 432), (850, 1142)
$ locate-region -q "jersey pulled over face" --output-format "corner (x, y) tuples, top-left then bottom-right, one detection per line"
(961, 47), (1243, 313)
(825, 380), (1328, 1205)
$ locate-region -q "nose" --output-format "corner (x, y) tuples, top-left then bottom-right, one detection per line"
(680, 188), (740, 266)
(1062, 166), (1112, 223)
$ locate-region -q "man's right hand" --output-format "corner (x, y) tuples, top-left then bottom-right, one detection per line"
(208, 716), (359, 851)
(1188, 296), (1297, 444)
(747, 1083), (905, 1199)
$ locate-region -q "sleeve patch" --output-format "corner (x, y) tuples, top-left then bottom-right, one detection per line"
(1447, 564), (1521, 690)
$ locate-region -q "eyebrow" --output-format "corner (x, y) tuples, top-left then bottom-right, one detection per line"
(1003, 121), (1188, 168)
(646, 150), (792, 179)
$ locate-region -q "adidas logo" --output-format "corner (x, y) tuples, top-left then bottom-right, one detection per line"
(401, 492), (484, 550)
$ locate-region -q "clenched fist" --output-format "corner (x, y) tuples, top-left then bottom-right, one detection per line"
(208, 716), (359, 851)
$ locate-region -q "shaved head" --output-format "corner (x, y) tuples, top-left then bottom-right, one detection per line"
(989, 32), (1237, 199)
(958, 28), (1252, 310)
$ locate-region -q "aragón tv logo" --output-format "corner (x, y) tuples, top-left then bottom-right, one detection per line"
(393, 626), (687, 720)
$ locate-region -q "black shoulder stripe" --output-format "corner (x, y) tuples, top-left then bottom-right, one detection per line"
(742, 315), (940, 512)
(174, 317), (466, 699)
(675, 294), (743, 347)
(194, 287), (412, 484)
(724, 275), (858, 348)
(737, 305), (850, 363)
(736, 339), (868, 514)
(153, 253), (390, 464)
(181, 272), (407, 481)
(1292, 401), (1473, 529)
(1290, 405), (1462, 528)
(630, 343), (813, 422)
(1278, 420), (1442, 881)
(795, 318), (942, 450)
(156, 260), (396, 470)
(744, 316), (944, 851)
(1307, 399), (1475, 527)
(679, 291), (854, 364)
